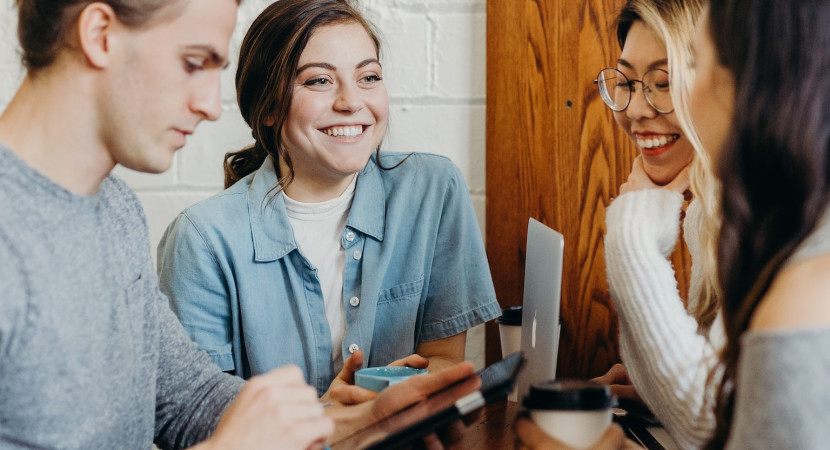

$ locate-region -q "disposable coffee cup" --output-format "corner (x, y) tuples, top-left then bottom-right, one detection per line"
(523, 379), (616, 449)
(496, 306), (522, 401)
(497, 305), (523, 357)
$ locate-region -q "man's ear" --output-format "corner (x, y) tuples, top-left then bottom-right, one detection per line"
(77, 2), (120, 69)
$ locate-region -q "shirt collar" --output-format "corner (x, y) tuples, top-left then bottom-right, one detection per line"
(247, 156), (386, 262)
(346, 156), (385, 242)
(247, 157), (296, 262)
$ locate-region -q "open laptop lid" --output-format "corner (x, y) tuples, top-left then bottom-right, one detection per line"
(517, 218), (564, 403)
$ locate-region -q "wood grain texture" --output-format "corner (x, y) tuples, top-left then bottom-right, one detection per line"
(485, 0), (691, 378)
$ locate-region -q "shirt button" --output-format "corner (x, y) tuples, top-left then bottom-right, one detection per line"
(352, 250), (362, 260)
(349, 343), (359, 353)
(345, 231), (355, 242)
(349, 296), (360, 307)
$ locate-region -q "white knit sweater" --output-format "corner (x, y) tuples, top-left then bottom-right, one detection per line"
(605, 189), (724, 449)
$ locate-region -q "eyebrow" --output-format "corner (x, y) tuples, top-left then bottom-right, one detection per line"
(357, 58), (381, 69)
(617, 58), (668, 71)
(184, 45), (230, 69)
(296, 62), (337, 75)
(296, 58), (382, 75)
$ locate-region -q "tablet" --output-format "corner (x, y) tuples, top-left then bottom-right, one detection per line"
(331, 352), (526, 449)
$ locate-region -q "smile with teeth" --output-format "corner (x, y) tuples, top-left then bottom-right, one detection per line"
(636, 134), (679, 149)
(323, 125), (364, 137)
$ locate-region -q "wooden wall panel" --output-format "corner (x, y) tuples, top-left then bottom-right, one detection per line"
(485, 0), (691, 378)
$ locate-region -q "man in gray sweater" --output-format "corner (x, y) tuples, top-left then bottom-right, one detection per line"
(0, 1), (475, 448)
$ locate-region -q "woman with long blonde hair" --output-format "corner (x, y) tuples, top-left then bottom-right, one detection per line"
(516, 2), (723, 448)
(591, 0), (724, 448)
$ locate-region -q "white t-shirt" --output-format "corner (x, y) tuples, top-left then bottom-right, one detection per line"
(284, 177), (356, 375)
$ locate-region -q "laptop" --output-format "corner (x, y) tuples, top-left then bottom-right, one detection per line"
(517, 218), (564, 403)
(515, 219), (679, 450)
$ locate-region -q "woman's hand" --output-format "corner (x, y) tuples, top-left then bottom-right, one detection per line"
(325, 361), (477, 444)
(592, 363), (640, 404)
(321, 350), (430, 405)
(515, 417), (636, 450)
(620, 156), (691, 195)
(369, 361), (476, 423)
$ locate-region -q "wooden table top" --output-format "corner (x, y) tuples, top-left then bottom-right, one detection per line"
(449, 399), (518, 449)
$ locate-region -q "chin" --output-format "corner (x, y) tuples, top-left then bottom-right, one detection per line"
(121, 154), (175, 175)
(644, 166), (681, 185)
(340, 154), (374, 172)
(644, 155), (694, 186)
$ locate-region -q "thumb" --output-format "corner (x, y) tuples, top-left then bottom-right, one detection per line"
(338, 350), (364, 384)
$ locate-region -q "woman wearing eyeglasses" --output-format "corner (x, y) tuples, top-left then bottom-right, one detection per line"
(590, 0), (724, 449)
(515, 1), (722, 448)
(516, 4), (721, 449)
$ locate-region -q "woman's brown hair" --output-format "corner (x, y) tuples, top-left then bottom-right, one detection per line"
(706, 0), (830, 446)
(224, 0), (381, 189)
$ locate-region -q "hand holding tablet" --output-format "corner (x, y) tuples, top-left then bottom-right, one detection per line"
(332, 352), (526, 449)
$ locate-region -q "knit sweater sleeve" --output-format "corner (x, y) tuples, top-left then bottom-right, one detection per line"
(102, 179), (247, 449)
(151, 269), (245, 449)
(604, 189), (719, 449)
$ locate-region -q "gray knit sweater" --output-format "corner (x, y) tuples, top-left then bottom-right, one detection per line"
(726, 208), (830, 449)
(0, 143), (244, 449)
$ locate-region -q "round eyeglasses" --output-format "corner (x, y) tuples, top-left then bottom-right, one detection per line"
(594, 68), (674, 114)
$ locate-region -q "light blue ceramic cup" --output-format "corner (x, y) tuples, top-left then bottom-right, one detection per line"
(354, 367), (429, 392)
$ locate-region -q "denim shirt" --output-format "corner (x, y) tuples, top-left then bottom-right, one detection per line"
(157, 152), (500, 394)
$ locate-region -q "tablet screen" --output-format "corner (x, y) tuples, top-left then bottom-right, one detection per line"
(331, 352), (525, 449)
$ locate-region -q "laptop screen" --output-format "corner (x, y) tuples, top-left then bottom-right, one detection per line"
(517, 218), (564, 403)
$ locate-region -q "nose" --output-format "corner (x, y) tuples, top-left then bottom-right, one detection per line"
(333, 83), (365, 113)
(625, 84), (657, 121)
(191, 72), (222, 122)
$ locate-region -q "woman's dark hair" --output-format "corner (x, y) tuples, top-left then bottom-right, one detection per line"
(615, 1), (641, 49)
(708, 0), (830, 447)
(15, 0), (191, 72)
(225, 0), (383, 189)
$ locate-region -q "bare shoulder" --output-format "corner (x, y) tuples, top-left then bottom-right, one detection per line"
(751, 252), (830, 330)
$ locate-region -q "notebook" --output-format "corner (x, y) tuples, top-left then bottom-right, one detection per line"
(516, 218), (564, 403)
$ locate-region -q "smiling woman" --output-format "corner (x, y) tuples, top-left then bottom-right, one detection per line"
(607, 20), (694, 184)
(279, 22), (389, 200)
(591, 0), (727, 449)
(156, 0), (500, 403)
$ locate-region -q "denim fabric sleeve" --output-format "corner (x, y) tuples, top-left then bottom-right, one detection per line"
(420, 163), (500, 341)
(157, 212), (236, 371)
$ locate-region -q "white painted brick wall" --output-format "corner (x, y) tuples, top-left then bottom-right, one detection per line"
(0, 0), (488, 369)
